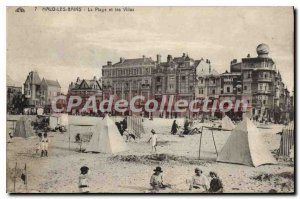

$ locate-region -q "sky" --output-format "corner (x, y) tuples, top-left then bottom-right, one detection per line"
(7, 6), (294, 93)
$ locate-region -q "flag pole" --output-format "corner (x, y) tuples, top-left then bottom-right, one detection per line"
(198, 126), (203, 160)
(69, 124), (71, 150)
(13, 162), (17, 192)
(211, 129), (218, 156)
(25, 163), (28, 192)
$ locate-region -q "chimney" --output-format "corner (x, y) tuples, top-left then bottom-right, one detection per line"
(107, 61), (112, 66)
(142, 55), (146, 61)
(120, 57), (125, 63)
(247, 54), (250, 58)
(209, 64), (211, 73)
(93, 76), (97, 80)
(156, 54), (161, 64)
(182, 53), (186, 57)
(206, 59), (209, 63)
(167, 55), (173, 62)
(76, 77), (80, 82)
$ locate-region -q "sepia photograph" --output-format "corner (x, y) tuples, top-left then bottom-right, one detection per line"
(5, 6), (295, 194)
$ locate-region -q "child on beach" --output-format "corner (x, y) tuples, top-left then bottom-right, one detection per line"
(147, 129), (158, 152)
(41, 132), (50, 157)
(79, 166), (90, 193)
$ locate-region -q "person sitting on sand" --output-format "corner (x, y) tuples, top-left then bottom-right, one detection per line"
(171, 120), (179, 135)
(123, 128), (136, 142)
(147, 129), (158, 152)
(189, 168), (209, 192)
(41, 132), (50, 157)
(8, 132), (13, 143)
(208, 171), (223, 193)
(79, 166), (90, 193)
(150, 167), (167, 191)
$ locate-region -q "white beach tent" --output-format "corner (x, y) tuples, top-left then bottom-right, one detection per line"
(221, 115), (235, 130)
(85, 115), (128, 154)
(59, 113), (69, 126)
(37, 108), (44, 116)
(14, 117), (35, 138)
(49, 114), (60, 129)
(217, 117), (276, 167)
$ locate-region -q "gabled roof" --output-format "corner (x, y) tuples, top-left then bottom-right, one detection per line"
(113, 57), (155, 66)
(71, 78), (102, 90)
(42, 78), (61, 88)
(26, 71), (41, 85)
(173, 55), (194, 64)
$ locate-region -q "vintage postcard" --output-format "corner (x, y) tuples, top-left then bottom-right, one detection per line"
(6, 6), (294, 193)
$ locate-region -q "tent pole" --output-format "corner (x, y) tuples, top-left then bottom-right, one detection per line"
(211, 129), (218, 156)
(25, 163), (28, 192)
(68, 124), (70, 151)
(198, 126), (203, 160)
(13, 162), (17, 192)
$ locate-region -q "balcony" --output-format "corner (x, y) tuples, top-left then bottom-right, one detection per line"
(257, 77), (272, 82)
(256, 90), (271, 94)
(141, 84), (151, 89)
(223, 79), (233, 83)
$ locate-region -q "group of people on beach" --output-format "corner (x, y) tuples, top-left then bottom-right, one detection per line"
(36, 132), (50, 157)
(78, 165), (223, 193)
(170, 117), (194, 135)
(150, 166), (223, 193)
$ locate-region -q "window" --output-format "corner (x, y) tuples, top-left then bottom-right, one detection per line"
(263, 100), (266, 105)
(145, 80), (148, 84)
(244, 86), (247, 90)
(181, 76), (186, 81)
(156, 77), (161, 82)
(226, 87), (230, 93)
(199, 89), (203, 94)
(248, 73), (251, 78)
(200, 79), (203, 84)
(212, 89), (215, 94)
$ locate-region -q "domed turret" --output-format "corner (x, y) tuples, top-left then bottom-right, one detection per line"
(256, 43), (269, 58)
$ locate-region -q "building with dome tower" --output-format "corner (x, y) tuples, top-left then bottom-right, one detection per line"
(229, 43), (291, 123)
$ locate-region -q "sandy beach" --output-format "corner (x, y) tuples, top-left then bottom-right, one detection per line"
(6, 115), (294, 193)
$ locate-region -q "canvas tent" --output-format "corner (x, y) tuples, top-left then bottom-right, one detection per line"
(221, 115), (235, 130)
(14, 117), (35, 138)
(85, 115), (128, 153)
(49, 115), (60, 129)
(60, 114), (69, 126)
(217, 117), (276, 167)
(37, 108), (44, 116)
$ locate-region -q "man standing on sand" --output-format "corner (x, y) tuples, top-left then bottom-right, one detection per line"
(147, 129), (158, 153)
(171, 120), (178, 135)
